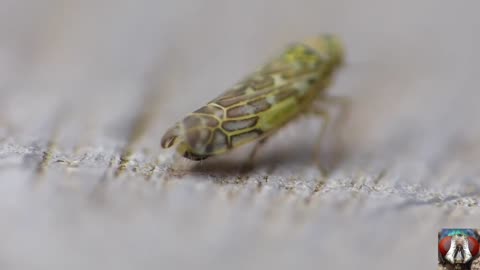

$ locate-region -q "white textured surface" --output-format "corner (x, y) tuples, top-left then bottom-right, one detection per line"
(1, 0), (480, 269)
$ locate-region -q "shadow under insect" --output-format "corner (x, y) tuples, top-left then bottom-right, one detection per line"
(189, 129), (349, 177)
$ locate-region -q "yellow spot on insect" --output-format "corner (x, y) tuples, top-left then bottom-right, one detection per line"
(272, 74), (286, 85)
(266, 95), (276, 105)
(245, 88), (255, 95)
(284, 46), (318, 65)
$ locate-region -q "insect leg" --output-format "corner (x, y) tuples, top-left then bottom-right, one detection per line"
(241, 137), (269, 173)
(311, 95), (351, 175)
(306, 107), (330, 175)
(315, 95), (351, 131)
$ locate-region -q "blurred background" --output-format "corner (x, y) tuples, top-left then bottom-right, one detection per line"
(0, 0), (479, 269)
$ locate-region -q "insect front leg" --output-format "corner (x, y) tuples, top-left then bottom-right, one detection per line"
(241, 137), (269, 173)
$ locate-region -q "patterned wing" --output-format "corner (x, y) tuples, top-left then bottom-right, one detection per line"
(161, 40), (339, 160)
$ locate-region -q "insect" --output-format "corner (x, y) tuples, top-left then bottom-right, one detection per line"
(161, 34), (348, 170)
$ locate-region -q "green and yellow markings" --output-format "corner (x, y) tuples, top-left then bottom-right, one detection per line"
(161, 34), (347, 172)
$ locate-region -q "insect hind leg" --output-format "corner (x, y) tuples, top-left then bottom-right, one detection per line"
(306, 108), (330, 175)
(309, 95), (351, 176)
(315, 95), (351, 129)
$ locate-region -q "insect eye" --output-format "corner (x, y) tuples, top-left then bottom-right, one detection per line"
(468, 237), (479, 256)
(161, 130), (179, 148)
(439, 236), (452, 257)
